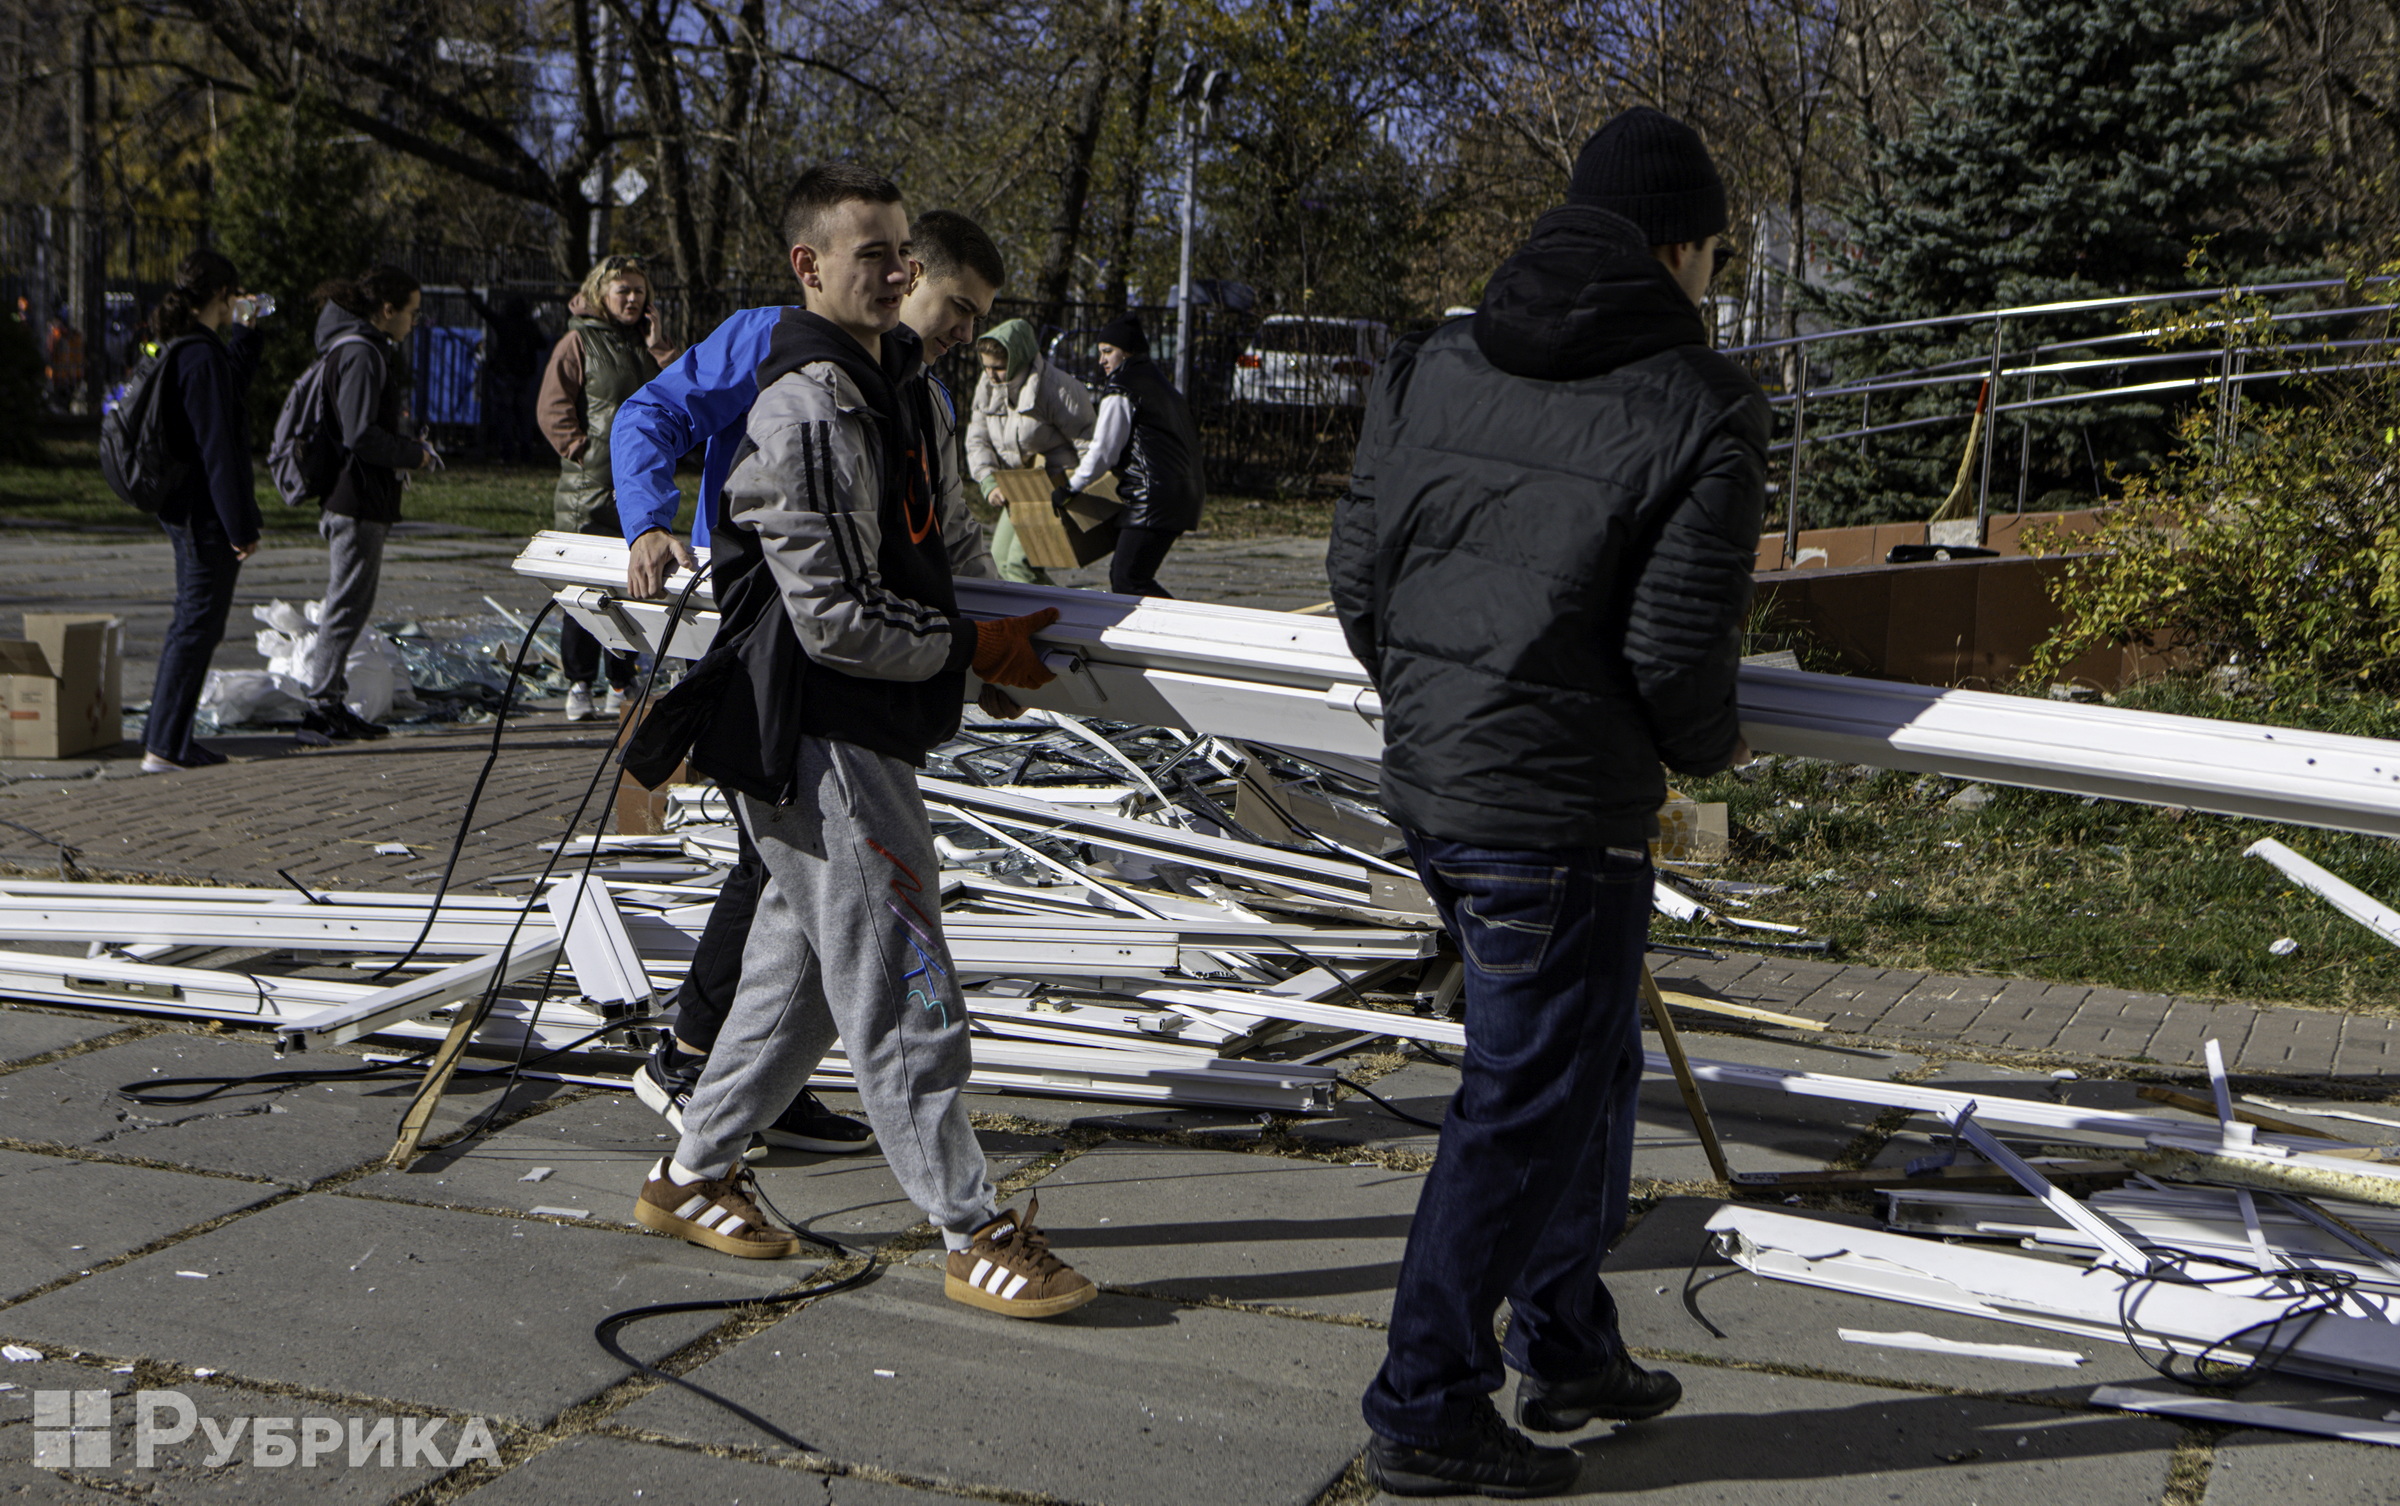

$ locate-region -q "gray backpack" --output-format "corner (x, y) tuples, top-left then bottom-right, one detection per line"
(268, 335), (381, 506)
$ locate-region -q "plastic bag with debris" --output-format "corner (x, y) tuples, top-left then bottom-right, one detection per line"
(251, 599), (417, 724)
(195, 669), (310, 728)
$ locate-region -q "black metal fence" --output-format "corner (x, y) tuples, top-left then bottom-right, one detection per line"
(1, 204), (1395, 496)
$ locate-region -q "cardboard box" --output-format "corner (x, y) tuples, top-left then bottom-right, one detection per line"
(0, 615), (122, 758)
(996, 468), (1123, 570)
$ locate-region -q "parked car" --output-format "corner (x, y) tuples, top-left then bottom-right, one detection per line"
(1229, 316), (1392, 409)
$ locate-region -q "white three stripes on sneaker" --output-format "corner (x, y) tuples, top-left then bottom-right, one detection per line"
(967, 1256), (1030, 1301)
(673, 1193), (746, 1236)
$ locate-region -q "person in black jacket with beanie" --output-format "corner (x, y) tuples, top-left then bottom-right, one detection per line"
(1056, 313), (1204, 596)
(142, 250), (264, 775)
(1328, 107), (1767, 1499)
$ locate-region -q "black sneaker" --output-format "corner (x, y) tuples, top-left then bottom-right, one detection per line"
(1515, 1352), (1683, 1432)
(302, 703), (390, 741)
(1367, 1403), (1581, 1498)
(758, 1088), (876, 1154)
(632, 1037), (705, 1130)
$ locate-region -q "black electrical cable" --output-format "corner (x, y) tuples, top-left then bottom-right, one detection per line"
(365, 597), (561, 983)
(120, 1013), (668, 1106)
(2110, 1249), (2359, 1390)
(1334, 1074), (1443, 1130)
(422, 569), (712, 1149)
(594, 1180), (879, 1452)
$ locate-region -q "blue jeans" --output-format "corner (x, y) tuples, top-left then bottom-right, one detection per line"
(1362, 833), (1653, 1445)
(147, 514), (244, 761)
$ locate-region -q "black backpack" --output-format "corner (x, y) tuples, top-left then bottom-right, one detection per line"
(97, 334), (206, 514)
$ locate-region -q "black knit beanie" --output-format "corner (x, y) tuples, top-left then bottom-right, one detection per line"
(1094, 313), (1149, 356)
(1566, 107), (1728, 246)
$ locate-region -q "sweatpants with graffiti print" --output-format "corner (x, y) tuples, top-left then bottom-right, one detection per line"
(671, 734), (998, 1240)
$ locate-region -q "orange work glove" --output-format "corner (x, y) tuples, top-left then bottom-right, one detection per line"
(971, 608), (1060, 690)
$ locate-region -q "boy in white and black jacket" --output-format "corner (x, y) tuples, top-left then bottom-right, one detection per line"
(632, 164), (1095, 1322)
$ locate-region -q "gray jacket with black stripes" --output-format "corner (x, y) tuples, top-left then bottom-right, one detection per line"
(718, 352), (996, 767)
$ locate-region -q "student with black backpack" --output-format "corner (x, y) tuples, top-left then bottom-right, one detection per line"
(137, 250), (265, 774)
(298, 266), (430, 741)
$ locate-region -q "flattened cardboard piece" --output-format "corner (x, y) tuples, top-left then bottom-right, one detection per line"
(996, 466), (1121, 570)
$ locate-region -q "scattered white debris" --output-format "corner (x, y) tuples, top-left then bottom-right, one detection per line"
(518, 1168), (555, 1183)
(193, 1368), (216, 1378)
(374, 842), (414, 857)
(528, 1206), (588, 1219)
(2270, 937), (2300, 957)
(873, 1369), (896, 1378)
(1843, 1333), (2092, 1362)
(111, 1365), (132, 1374)
(3, 1345), (41, 1362)
(175, 1271), (208, 1279)
(2092, 1387), (2400, 1447)
(2050, 1069), (2079, 1080)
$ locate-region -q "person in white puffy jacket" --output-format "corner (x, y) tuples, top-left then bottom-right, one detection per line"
(962, 317), (1094, 583)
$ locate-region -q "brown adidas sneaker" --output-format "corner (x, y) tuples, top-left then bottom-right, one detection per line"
(944, 1196), (1096, 1318)
(633, 1159), (802, 1258)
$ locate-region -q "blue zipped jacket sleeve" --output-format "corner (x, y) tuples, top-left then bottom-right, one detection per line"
(609, 305), (788, 549)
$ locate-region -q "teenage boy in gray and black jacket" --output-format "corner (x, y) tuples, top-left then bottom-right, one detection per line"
(1328, 107), (1769, 1498)
(632, 164), (1095, 1322)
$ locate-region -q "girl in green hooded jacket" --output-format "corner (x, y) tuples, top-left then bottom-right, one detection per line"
(962, 317), (1095, 584)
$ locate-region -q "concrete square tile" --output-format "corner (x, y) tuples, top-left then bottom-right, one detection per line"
(1027, 1139), (1419, 1319)
(2205, 1434), (2400, 1506)
(452, 1435), (937, 1505)
(0, 1192), (801, 1426)
(0, 1149), (277, 1302)
(345, 1092), (1059, 1247)
(0, 1356), (453, 1501)
(1290, 1062), (1454, 1156)
(0, 1034), (570, 1186)
(1638, 1034), (1925, 1184)
(613, 1266), (1383, 1506)
(1484, 1359), (2179, 1504)
(0, 1006), (138, 1066)
(1606, 1199), (2169, 1393)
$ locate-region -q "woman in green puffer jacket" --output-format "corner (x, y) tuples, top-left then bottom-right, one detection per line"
(537, 254), (675, 720)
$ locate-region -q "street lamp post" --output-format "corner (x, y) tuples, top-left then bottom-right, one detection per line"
(1171, 64), (1228, 395)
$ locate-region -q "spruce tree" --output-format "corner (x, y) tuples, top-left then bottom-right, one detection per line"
(1799, 0), (2296, 527)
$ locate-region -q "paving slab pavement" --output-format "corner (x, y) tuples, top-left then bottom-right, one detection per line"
(452, 1434), (943, 1504)
(1479, 1361), (2182, 1505)
(1608, 1199), (2170, 1392)
(347, 1091), (1060, 1247)
(0, 1192), (797, 1427)
(2205, 1426), (2400, 1505)
(613, 1264), (1385, 1506)
(0, 1032), (571, 1187)
(1031, 1139), (1420, 1321)
(1290, 1060), (1453, 1156)
(0, 1355), (454, 1502)
(0, 1149), (277, 1302)
(0, 1006), (141, 1067)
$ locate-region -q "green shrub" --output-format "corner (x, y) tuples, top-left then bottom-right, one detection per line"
(2033, 279), (2400, 695)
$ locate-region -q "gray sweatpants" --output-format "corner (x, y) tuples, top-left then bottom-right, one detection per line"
(673, 736), (997, 1238)
(305, 513), (391, 706)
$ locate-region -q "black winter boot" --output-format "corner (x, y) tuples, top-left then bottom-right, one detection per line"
(1366, 1401), (1582, 1498)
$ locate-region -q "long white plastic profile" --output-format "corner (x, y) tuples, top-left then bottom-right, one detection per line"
(519, 532), (2400, 836)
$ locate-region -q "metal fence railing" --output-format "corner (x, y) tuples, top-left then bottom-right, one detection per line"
(1, 204), (1400, 497)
